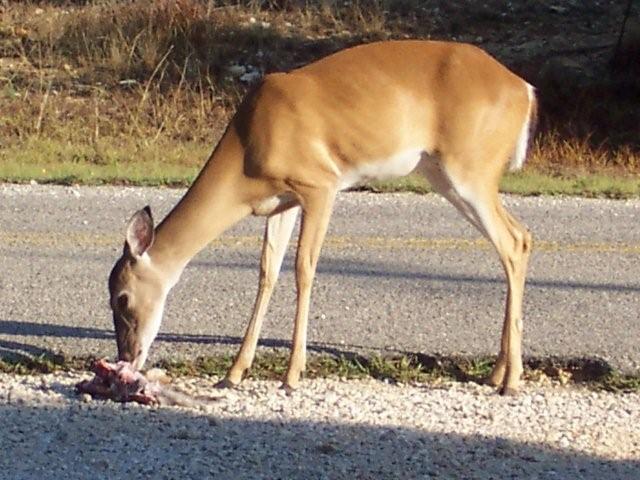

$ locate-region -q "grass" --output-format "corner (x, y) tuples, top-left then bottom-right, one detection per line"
(2, 138), (639, 197)
(1, 350), (639, 393)
(363, 171), (640, 199)
(0, 352), (76, 374)
(0, 0), (638, 195)
(0, 137), (205, 186)
(500, 171), (640, 198)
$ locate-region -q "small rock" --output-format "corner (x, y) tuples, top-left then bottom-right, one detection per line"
(92, 459), (109, 470)
(547, 431), (563, 443)
(172, 428), (192, 440)
(317, 442), (339, 454)
(240, 71), (262, 83)
(146, 368), (170, 384)
(558, 436), (571, 449)
(227, 65), (246, 77)
(548, 5), (568, 14)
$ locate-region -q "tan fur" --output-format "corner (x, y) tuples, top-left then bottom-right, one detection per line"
(109, 40), (536, 393)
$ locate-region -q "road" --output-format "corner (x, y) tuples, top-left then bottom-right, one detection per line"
(1, 183), (639, 373)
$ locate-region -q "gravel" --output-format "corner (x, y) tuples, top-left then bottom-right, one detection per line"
(2, 184), (639, 478)
(1, 373), (638, 480)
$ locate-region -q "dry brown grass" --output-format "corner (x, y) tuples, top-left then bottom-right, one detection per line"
(8, 0), (390, 84)
(0, 0), (638, 181)
(529, 132), (639, 175)
(1, 0), (396, 145)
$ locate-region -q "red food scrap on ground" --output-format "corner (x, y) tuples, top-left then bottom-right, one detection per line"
(75, 359), (160, 405)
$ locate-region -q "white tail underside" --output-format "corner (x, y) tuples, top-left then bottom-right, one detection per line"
(509, 83), (536, 172)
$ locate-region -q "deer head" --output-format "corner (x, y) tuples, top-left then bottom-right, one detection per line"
(108, 206), (168, 370)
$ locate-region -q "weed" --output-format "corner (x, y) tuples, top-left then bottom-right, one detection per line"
(0, 1), (638, 192)
(0, 353), (86, 374)
(2, 350), (639, 392)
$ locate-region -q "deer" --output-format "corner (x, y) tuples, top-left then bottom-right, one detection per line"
(108, 40), (537, 395)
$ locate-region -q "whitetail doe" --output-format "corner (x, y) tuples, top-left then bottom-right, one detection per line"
(109, 40), (537, 395)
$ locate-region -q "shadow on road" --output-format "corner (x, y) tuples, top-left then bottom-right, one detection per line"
(9, 247), (639, 293)
(0, 402), (637, 479)
(200, 256), (640, 294)
(0, 338), (57, 362)
(0, 318), (413, 360)
(0, 320), (111, 340)
(0, 319), (617, 385)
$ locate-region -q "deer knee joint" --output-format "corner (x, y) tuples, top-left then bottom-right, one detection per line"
(522, 230), (532, 254)
(295, 260), (313, 290)
(259, 268), (276, 292)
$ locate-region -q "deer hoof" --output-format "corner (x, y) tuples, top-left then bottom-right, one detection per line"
(280, 383), (298, 396)
(499, 386), (519, 396)
(214, 377), (239, 390)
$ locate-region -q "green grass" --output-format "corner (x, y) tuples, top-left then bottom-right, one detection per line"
(500, 171), (640, 199)
(2, 139), (638, 197)
(364, 172), (640, 198)
(0, 138), (205, 186)
(0, 0), (638, 197)
(2, 350), (639, 393)
(601, 374), (640, 393)
(0, 352), (77, 374)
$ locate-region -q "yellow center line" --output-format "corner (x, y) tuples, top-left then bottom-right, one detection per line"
(1, 231), (639, 254)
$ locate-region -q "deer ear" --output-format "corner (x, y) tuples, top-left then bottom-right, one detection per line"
(125, 206), (155, 257)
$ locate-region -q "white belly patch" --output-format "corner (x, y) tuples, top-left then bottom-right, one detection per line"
(338, 148), (427, 190)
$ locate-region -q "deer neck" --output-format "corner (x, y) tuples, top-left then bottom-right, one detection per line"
(148, 128), (256, 280)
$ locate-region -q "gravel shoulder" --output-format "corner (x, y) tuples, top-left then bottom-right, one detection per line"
(1, 372), (639, 480)
(2, 185), (640, 479)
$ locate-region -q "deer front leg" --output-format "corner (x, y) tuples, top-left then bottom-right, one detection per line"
(283, 187), (336, 392)
(218, 207), (300, 388)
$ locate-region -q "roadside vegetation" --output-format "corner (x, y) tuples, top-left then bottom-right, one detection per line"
(0, 0), (638, 196)
(1, 350), (639, 393)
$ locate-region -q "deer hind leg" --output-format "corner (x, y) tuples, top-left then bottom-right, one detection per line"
(219, 206), (300, 388)
(283, 186), (337, 392)
(487, 202), (532, 393)
(419, 158), (531, 394)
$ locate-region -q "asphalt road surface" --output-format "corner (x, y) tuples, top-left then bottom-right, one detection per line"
(1, 183), (639, 373)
